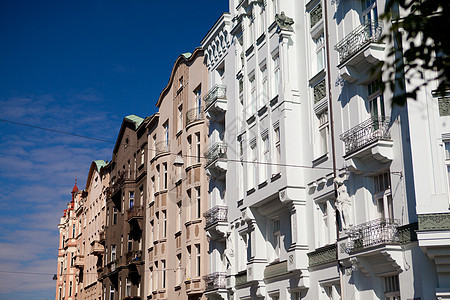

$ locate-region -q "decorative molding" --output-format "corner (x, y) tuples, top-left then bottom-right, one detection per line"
(438, 97), (450, 117)
(418, 213), (450, 231)
(308, 244), (337, 267)
(310, 3), (322, 28)
(264, 261), (288, 279)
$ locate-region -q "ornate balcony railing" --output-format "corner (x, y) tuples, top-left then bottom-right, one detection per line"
(203, 272), (226, 291)
(307, 244), (337, 267)
(204, 206), (228, 228)
(346, 218), (400, 253)
(155, 141), (170, 156)
(204, 142), (227, 166)
(334, 20), (383, 64)
(340, 116), (391, 155)
(186, 107), (204, 126)
(204, 84), (227, 110)
(126, 205), (144, 222)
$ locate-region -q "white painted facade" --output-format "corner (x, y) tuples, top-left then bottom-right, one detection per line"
(202, 0), (450, 300)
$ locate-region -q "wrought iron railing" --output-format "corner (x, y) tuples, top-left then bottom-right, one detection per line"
(155, 141), (170, 155)
(346, 218), (399, 253)
(204, 84), (227, 110)
(126, 205), (144, 222)
(204, 142), (227, 166)
(340, 116), (391, 155)
(334, 20), (383, 64)
(204, 206), (228, 228)
(186, 107), (204, 126)
(203, 272), (226, 291)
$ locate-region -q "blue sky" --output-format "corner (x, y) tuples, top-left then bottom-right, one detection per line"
(0, 1), (228, 299)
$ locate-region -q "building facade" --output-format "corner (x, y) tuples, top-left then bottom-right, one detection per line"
(144, 48), (210, 300)
(101, 115), (149, 300)
(74, 160), (109, 300)
(56, 182), (84, 300)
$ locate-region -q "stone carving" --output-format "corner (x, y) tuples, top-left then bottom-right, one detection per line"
(335, 177), (353, 230)
(275, 12), (294, 31)
(224, 232), (235, 268)
(438, 97), (450, 116)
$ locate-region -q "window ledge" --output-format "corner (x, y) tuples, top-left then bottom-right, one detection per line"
(246, 188), (256, 196)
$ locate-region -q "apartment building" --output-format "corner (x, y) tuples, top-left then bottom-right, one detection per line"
(202, 0), (449, 299)
(101, 115), (149, 300)
(56, 182), (84, 300)
(74, 160), (109, 300)
(144, 48), (209, 300)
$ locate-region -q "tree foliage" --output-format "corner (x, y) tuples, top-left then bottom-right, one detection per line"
(381, 0), (450, 105)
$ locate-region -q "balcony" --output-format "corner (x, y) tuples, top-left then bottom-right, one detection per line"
(155, 141), (170, 157)
(74, 254), (85, 270)
(346, 218), (400, 253)
(91, 241), (104, 256)
(204, 142), (227, 178)
(126, 205), (144, 224)
(126, 250), (142, 266)
(203, 206), (228, 240)
(307, 244), (337, 267)
(186, 107), (204, 127)
(334, 20), (384, 82)
(204, 84), (227, 122)
(203, 272), (226, 291)
(106, 259), (118, 276)
(340, 116), (393, 170)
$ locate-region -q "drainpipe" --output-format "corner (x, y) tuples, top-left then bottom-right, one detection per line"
(323, 0), (344, 298)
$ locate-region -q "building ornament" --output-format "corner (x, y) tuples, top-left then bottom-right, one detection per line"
(335, 177), (353, 230)
(275, 12), (294, 31)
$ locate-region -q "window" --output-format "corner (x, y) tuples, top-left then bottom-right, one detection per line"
(368, 80), (385, 118)
(362, 0), (378, 25)
(195, 187), (201, 219)
(120, 236), (123, 256)
(195, 133), (201, 163)
(259, 8), (266, 37)
(62, 235), (65, 248)
(384, 275), (400, 300)
(58, 287), (62, 300)
(260, 64), (268, 107)
(195, 244), (201, 277)
(262, 133), (270, 180)
(60, 262), (63, 275)
(113, 207), (118, 225)
(151, 176), (155, 204)
(187, 246), (192, 279)
(273, 219), (280, 260)
(314, 34), (325, 74)
(179, 76), (183, 89)
(154, 261), (159, 290)
(129, 191), (134, 209)
(163, 163), (168, 189)
(149, 267), (153, 292)
(318, 111), (329, 156)
(71, 252), (74, 267)
(152, 135), (157, 158)
(162, 210), (167, 238)
(178, 105), (183, 132)
(249, 75), (256, 115)
(177, 202), (182, 231)
(161, 260), (166, 289)
(274, 126), (281, 174)
(155, 212), (160, 240)
(128, 235), (132, 251)
(316, 200), (336, 247)
(176, 254), (182, 284)
(187, 189), (192, 221)
(373, 172), (393, 220)
(139, 186), (144, 206)
(163, 122), (169, 147)
(111, 245), (116, 262)
(187, 135), (192, 166)
(126, 278), (131, 297)
(250, 140), (257, 188)
(72, 224), (76, 238)
(150, 221), (154, 244)
(122, 193), (125, 213)
(272, 53), (280, 97)
(109, 288), (114, 300)
(141, 147), (145, 165)
(69, 281), (72, 296)
(195, 86), (202, 114)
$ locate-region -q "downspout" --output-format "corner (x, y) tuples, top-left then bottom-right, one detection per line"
(322, 0), (344, 298)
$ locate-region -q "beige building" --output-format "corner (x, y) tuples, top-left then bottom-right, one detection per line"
(56, 182), (84, 300)
(74, 160), (109, 300)
(144, 48), (210, 300)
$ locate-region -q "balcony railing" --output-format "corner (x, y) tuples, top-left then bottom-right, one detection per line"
(74, 255), (85, 269)
(126, 205), (144, 222)
(186, 107), (204, 126)
(126, 250), (142, 265)
(346, 218), (400, 253)
(155, 141), (170, 156)
(204, 142), (227, 166)
(204, 206), (228, 228)
(203, 272), (226, 291)
(340, 116), (391, 155)
(334, 20), (383, 64)
(204, 85), (227, 110)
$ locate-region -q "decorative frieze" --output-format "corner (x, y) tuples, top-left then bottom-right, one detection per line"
(310, 3), (322, 28)
(418, 213), (450, 231)
(314, 79), (326, 103)
(438, 97), (450, 116)
(308, 243), (337, 267)
(235, 272), (248, 286)
(263, 261), (288, 279)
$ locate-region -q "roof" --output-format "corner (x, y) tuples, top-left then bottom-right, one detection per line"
(124, 115), (144, 129)
(93, 160), (107, 171)
(71, 182), (79, 193)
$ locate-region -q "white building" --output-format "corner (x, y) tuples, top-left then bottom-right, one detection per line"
(201, 0), (450, 299)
